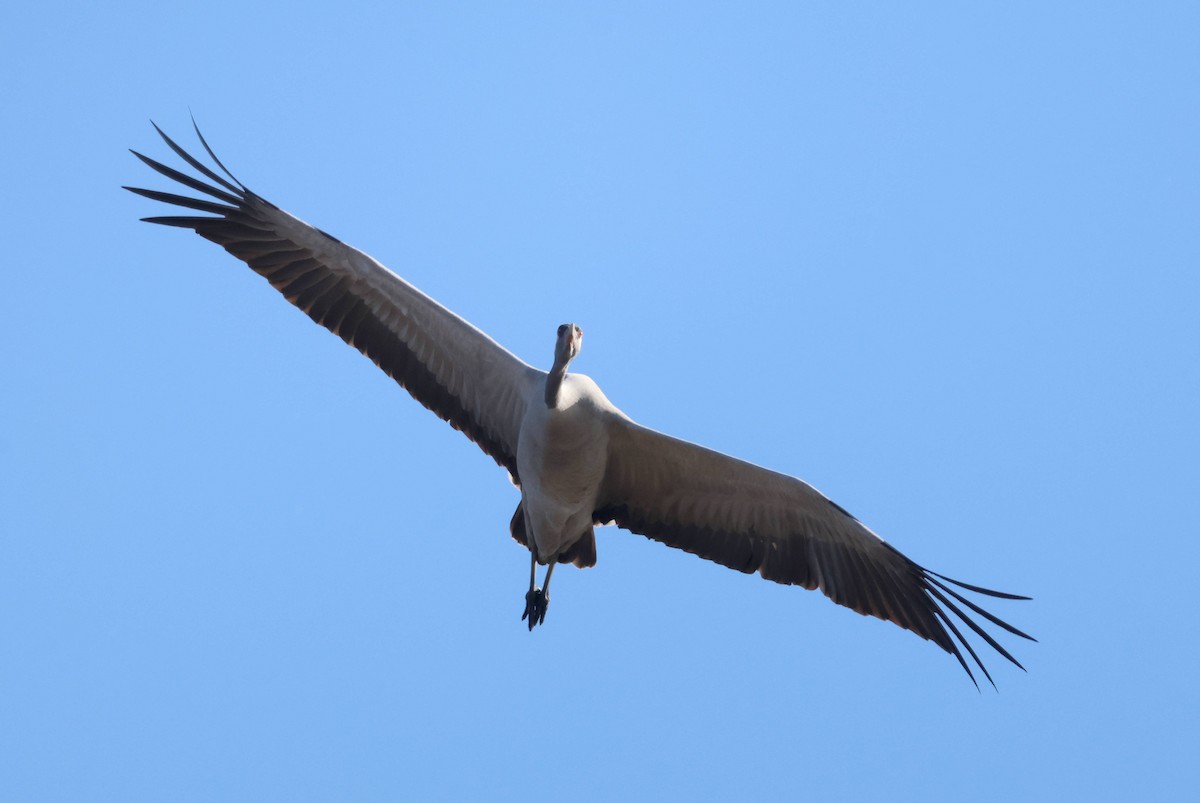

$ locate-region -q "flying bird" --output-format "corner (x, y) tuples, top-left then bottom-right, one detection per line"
(127, 122), (1034, 687)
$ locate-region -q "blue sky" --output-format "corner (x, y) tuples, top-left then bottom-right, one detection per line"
(3, 2), (1198, 800)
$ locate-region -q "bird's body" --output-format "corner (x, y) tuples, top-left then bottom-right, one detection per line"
(519, 372), (615, 564)
(127, 121), (1034, 686)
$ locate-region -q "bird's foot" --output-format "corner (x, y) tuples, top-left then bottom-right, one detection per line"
(521, 587), (550, 630)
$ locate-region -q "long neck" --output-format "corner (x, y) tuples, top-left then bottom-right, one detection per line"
(544, 353), (570, 408)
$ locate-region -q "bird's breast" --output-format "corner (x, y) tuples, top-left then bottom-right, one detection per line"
(516, 378), (611, 557)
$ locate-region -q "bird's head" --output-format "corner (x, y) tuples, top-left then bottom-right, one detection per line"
(555, 322), (583, 365)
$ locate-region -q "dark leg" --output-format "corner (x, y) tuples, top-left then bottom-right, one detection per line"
(536, 563), (555, 626)
(520, 552), (554, 630)
(521, 550), (540, 629)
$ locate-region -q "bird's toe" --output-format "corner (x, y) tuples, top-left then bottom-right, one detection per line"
(521, 588), (549, 630)
(522, 588), (541, 630)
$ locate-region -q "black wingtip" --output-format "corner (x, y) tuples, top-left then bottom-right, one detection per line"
(926, 575), (1038, 643)
(928, 585), (1014, 682)
(130, 148), (242, 205)
(151, 119), (245, 196)
(927, 570), (1032, 601)
(139, 215), (216, 228)
(190, 113), (244, 190)
(885, 545), (1033, 687)
(124, 185), (237, 216)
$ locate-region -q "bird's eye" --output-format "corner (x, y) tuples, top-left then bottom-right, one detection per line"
(577, 327), (583, 337)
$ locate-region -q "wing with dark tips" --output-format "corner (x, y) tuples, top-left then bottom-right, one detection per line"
(596, 417), (1034, 686)
(127, 124), (542, 481)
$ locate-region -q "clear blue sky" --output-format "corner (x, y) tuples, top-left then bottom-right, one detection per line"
(3, 3), (1197, 800)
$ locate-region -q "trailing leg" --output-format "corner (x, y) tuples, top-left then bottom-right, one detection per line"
(520, 551), (553, 630)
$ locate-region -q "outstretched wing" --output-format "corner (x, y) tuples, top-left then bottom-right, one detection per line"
(596, 418), (1034, 686)
(127, 122), (542, 481)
